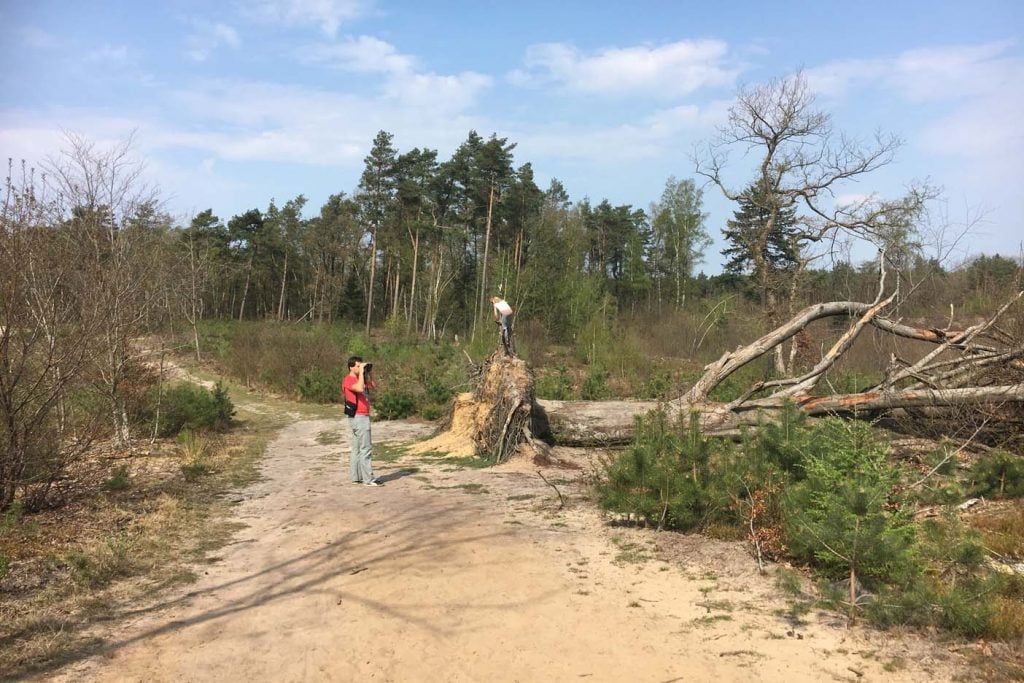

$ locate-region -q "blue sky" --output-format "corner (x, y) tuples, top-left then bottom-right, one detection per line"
(2, 0), (1021, 271)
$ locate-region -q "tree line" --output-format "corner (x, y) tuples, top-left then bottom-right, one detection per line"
(2, 72), (1021, 511)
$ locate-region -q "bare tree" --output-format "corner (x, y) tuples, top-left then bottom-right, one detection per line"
(42, 133), (162, 447)
(0, 160), (103, 509)
(695, 71), (937, 371)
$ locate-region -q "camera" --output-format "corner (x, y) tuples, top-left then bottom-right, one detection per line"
(363, 362), (373, 374)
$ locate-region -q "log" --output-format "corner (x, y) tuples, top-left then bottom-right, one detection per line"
(533, 385), (1024, 447)
(533, 399), (659, 445)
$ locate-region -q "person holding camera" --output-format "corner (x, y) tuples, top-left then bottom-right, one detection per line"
(342, 356), (380, 486)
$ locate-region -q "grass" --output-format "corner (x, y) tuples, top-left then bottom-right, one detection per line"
(373, 442), (409, 464)
(413, 449), (493, 469)
(0, 368), (277, 681)
(316, 430), (344, 445)
(968, 503), (1024, 559)
(610, 536), (653, 565)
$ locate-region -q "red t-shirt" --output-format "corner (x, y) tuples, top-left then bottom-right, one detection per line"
(342, 374), (371, 415)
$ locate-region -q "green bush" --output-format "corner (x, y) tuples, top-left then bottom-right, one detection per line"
(640, 369), (674, 400)
(375, 390), (416, 420)
(969, 450), (1024, 498)
(742, 402), (809, 478)
(782, 419), (918, 597)
(597, 411), (713, 530)
(580, 366), (610, 400)
(102, 466), (131, 492)
(154, 382), (235, 437)
(298, 367), (342, 403)
(536, 365), (574, 400)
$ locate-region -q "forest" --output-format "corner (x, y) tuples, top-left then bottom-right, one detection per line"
(2, 73), (1023, 675)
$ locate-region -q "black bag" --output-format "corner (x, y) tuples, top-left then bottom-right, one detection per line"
(344, 399), (357, 417)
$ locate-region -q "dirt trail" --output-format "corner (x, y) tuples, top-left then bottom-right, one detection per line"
(50, 414), (962, 682)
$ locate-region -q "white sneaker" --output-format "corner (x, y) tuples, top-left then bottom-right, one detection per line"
(364, 480), (382, 487)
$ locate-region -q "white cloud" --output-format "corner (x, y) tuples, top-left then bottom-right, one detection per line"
(806, 41), (1024, 252)
(148, 76), (487, 164)
(511, 39), (739, 97)
(382, 71), (492, 113)
(20, 27), (60, 50)
(86, 44), (131, 65)
(807, 42), (1024, 166)
(186, 21), (242, 62)
(298, 35), (417, 74)
(298, 36), (492, 114)
(241, 0), (369, 37)
(806, 40), (1018, 102)
(512, 100), (729, 163)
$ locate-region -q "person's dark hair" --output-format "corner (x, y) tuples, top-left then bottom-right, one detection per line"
(347, 356), (363, 369)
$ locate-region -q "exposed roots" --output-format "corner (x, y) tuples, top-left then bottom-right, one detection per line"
(409, 350), (541, 464)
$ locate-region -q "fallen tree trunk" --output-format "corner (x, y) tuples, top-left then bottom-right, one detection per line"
(424, 263), (1023, 454)
(534, 386), (1024, 446)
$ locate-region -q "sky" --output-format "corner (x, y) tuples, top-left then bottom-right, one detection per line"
(1, 0), (1022, 272)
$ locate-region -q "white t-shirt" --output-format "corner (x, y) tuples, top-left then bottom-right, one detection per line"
(494, 299), (513, 315)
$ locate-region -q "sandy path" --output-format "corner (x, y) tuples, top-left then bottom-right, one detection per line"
(50, 416), (961, 683)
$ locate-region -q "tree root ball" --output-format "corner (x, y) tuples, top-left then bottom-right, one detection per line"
(409, 350), (539, 464)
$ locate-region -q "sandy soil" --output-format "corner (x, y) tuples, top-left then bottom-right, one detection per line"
(46, 414), (966, 683)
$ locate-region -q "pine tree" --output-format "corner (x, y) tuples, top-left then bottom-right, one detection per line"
(358, 131), (399, 334)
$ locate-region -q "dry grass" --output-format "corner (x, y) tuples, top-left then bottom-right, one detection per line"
(991, 596), (1024, 641)
(0, 380), (276, 681)
(968, 502), (1024, 559)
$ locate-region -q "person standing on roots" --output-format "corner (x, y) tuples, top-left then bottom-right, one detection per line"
(342, 356), (380, 486)
(490, 295), (515, 355)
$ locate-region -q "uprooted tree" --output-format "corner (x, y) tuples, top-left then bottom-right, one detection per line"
(417, 71), (1024, 461)
(424, 268), (1023, 459)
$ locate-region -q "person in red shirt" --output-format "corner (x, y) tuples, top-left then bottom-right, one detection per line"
(342, 356), (379, 486)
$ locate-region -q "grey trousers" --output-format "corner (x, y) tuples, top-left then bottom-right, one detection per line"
(348, 415), (374, 482)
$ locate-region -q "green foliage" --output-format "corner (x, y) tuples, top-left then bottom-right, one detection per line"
(782, 419), (918, 590)
(154, 382), (234, 437)
(297, 367), (342, 403)
(64, 534), (137, 588)
(102, 466), (131, 492)
(597, 411), (712, 531)
(969, 450), (1024, 498)
(742, 402), (809, 478)
(580, 366), (610, 400)
(178, 429), (212, 480)
(640, 369), (674, 400)
(535, 365), (575, 400)
(375, 390), (416, 420)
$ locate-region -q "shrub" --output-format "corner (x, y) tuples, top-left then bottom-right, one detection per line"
(969, 450), (1024, 498)
(782, 419), (918, 612)
(375, 390), (416, 420)
(580, 366), (610, 400)
(64, 534), (137, 588)
(640, 369), (674, 400)
(597, 411), (713, 531)
(178, 429), (211, 480)
(743, 402), (809, 478)
(154, 382), (234, 437)
(102, 466), (131, 492)
(536, 365), (574, 400)
(298, 367), (342, 403)
(709, 444), (791, 559)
